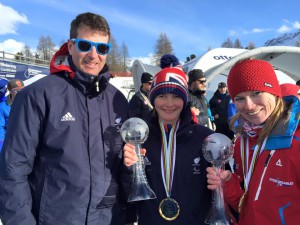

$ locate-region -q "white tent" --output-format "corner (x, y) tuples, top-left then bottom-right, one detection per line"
(131, 60), (161, 93)
(183, 46), (300, 99)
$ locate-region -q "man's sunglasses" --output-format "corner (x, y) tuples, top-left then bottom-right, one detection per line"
(71, 38), (112, 55)
(198, 80), (206, 84)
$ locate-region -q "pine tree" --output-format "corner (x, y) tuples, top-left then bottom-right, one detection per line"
(233, 39), (243, 48)
(246, 42), (255, 50)
(221, 38), (233, 48)
(106, 35), (124, 72)
(120, 42), (130, 72)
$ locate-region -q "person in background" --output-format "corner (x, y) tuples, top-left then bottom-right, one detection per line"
(0, 78), (9, 151)
(0, 12), (131, 225)
(123, 65), (213, 225)
(209, 82), (234, 139)
(129, 72), (153, 121)
(206, 59), (300, 225)
(187, 69), (211, 127)
(227, 99), (238, 122)
(0, 79), (24, 151)
(280, 83), (300, 99)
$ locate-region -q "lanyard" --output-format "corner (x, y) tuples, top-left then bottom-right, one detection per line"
(240, 136), (267, 191)
(140, 91), (153, 110)
(159, 120), (179, 198)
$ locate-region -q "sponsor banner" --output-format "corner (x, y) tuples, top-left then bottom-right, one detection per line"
(0, 59), (49, 81)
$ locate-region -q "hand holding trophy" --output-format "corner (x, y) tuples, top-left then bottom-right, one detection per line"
(202, 133), (235, 225)
(120, 117), (156, 202)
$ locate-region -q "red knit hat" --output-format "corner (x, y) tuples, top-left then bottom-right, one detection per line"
(227, 59), (281, 100)
(280, 83), (300, 98)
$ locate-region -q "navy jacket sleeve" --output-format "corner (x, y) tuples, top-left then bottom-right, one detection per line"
(0, 87), (43, 225)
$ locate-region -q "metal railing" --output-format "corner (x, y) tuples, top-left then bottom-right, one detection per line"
(0, 51), (50, 67)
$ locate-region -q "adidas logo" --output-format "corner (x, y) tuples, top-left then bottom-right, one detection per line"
(61, 112), (75, 121)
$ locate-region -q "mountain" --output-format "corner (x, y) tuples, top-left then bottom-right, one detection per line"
(264, 29), (300, 46)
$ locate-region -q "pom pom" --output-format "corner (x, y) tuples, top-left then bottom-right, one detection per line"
(160, 54), (180, 69)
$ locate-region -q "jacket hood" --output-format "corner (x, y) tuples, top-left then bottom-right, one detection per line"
(50, 43), (75, 78)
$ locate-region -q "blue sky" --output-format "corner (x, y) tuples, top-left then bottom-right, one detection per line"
(0, 0), (299, 65)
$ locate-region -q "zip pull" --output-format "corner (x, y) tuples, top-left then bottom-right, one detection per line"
(96, 80), (99, 92)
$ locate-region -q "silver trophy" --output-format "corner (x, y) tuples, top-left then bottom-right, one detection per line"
(202, 133), (234, 225)
(120, 117), (156, 202)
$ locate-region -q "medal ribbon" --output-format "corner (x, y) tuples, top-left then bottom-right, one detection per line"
(241, 136), (267, 191)
(140, 91), (153, 110)
(159, 120), (179, 198)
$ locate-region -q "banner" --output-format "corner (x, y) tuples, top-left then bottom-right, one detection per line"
(0, 59), (49, 81)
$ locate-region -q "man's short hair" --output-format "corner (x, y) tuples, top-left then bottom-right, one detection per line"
(70, 12), (110, 40)
(296, 80), (300, 86)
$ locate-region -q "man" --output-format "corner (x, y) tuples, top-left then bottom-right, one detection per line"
(0, 12), (131, 225)
(209, 82), (234, 140)
(0, 79), (24, 150)
(0, 78), (16, 151)
(187, 69), (210, 127)
(129, 72), (153, 121)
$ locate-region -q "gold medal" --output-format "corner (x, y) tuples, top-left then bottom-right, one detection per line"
(159, 198), (180, 221)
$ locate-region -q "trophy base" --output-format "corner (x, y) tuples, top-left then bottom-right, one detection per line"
(127, 184), (157, 202)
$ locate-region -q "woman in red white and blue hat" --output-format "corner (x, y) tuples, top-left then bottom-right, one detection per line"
(207, 58), (300, 225)
(123, 55), (214, 225)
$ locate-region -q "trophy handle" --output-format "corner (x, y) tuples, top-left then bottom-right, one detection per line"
(205, 162), (235, 225)
(127, 143), (156, 202)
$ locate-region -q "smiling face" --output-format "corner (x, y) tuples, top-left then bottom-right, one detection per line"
(233, 91), (277, 125)
(154, 93), (184, 125)
(68, 25), (109, 76)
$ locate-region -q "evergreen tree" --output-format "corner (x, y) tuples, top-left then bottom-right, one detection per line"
(221, 38), (233, 48)
(190, 54), (196, 60)
(106, 35), (123, 72)
(233, 38), (243, 48)
(246, 42), (255, 50)
(120, 42), (130, 72)
(15, 52), (24, 61)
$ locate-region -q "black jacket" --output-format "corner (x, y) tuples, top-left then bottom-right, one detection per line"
(0, 44), (131, 225)
(128, 88), (152, 122)
(209, 90), (231, 126)
(132, 108), (213, 225)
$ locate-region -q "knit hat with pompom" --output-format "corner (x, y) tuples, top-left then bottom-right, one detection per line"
(149, 66), (188, 107)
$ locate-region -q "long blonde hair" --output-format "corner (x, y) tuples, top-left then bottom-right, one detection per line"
(229, 97), (286, 146)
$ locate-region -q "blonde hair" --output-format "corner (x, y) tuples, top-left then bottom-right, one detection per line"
(229, 97), (286, 147)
